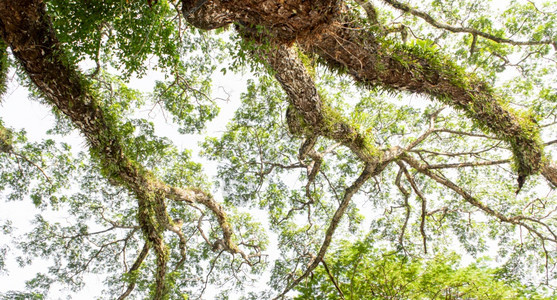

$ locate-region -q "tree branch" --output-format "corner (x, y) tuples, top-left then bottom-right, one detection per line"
(382, 0), (557, 50)
(394, 165), (411, 250)
(322, 258), (346, 300)
(401, 153), (557, 244)
(117, 242), (150, 300)
(398, 161), (428, 253)
(0, 1), (253, 297)
(274, 164), (374, 299)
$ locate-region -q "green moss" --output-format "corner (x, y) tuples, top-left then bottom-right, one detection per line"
(0, 40), (8, 98)
(387, 38), (544, 176)
(0, 122), (13, 153)
(320, 99), (381, 159)
(295, 46), (317, 79)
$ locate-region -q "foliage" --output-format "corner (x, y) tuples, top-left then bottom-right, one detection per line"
(0, 0), (556, 299)
(295, 238), (549, 299)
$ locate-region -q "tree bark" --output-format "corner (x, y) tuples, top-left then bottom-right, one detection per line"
(182, 0), (547, 186)
(0, 1), (246, 297)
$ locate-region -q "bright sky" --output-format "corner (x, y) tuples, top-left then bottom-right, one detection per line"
(0, 62), (250, 298)
(1, 0), (554, 298)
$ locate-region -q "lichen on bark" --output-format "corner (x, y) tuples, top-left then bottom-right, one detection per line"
(181, 0), (553, 188)
(0, 1), (252, 297)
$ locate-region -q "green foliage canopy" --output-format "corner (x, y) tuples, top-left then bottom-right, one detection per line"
(0, 0), (556, 298)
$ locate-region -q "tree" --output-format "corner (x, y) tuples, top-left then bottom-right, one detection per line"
(0, 0), (555, 298)
(294, 238), (545, 299)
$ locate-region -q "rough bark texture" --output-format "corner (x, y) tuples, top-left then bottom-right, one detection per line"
(0, 1), (170, 295)
(2, 0), (556, 298)
(183, 0), (339, 41)
(183, 3), (557, 295)
(0, 40), (7, 97)
(304, 20), (543, 182)
(182, 0), (548, 187)
(251, 38), (407, 299)
(542, 161), (557, 187)
(0, 1), (243, 297)
(255, 41), (394, 163)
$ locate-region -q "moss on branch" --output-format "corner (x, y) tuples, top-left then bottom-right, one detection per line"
(0, 0), (246, 297)
(0, 39), (7, 98)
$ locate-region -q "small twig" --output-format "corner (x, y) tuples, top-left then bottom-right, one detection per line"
(383, 0), (557, 50)
(274, 164), (374, 299)
(398, 162), (428, 254)
(322, 259), (346, 300)
(12, 151), (51, 183)
(394, 165), (411, 249)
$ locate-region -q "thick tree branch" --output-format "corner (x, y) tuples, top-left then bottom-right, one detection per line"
(0, 1), (252, 297)
(426, 159), (510, 170)
(182, 0), (340, 42)
(118, 242), (150, 300)
(304, 21), (544, 186)
(183, 0), (546, 188)
(246, 36), (405, 299)
(541, 161), (557, 188)
(253, 41), (394, 163)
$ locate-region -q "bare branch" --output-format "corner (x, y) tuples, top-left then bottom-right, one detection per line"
(398, 161), (428, 253)
(401, 153), (557, 244)
(322, 259), (346, 299)
(410, 141), (504, 158)
(274, 164), (374, 299)
(12, 151), (52, 183)
(394, 165), (411, 249)
(382, 0), (557, 49)
(404, 106), (444, 150)
(422, 159), (510, 170)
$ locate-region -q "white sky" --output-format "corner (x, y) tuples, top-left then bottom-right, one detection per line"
(0, 65), (252, 298)
(1, 0), (555, 298)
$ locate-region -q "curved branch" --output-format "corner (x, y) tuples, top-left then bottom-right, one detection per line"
(0, 1), (251, 297)
(382, 0), (557, 50)
(183, 0), (546, 187)
(251, 40), (395, 163)
(118, 242), (150, 300)
(321, 259), (346, 299)
(398, 161), (428, 253)
(401, 153), (557, 244)
(394, 164), (411, 250)
(354, 0), (381, 27)
(304, 20), (544, 185)
(274, 164), (374, 299)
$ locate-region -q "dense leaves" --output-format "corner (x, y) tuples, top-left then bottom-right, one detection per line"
(0, 0), (556, 299)
(295, 239), (546, 299)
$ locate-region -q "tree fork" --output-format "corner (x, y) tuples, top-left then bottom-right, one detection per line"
(303, 21), (544, 186)
(181, 0), (552, 188)
(0, 0), (250, 297)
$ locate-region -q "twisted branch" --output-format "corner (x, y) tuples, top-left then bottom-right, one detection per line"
(382, 0), (557, 50)
(0, 1), (254, 297)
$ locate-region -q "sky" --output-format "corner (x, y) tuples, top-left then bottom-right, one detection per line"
(0, 62), (254, 298)
(0, 0), (555, 298)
